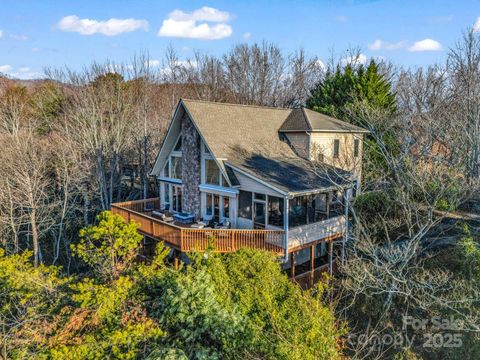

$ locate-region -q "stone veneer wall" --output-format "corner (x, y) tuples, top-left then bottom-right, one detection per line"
(181, 113), (201, 219)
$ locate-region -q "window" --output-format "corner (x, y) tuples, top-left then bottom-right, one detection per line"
(238, 191), (252, 219)
(354, 139), (360, 158)
(163, 160), (170, 178)
(221, 175), (229, 187)
(289, 196), (308, 227)
(172, 186), (182, 212)
(171, 156), (182, 179)
(333, 139), (340, 159)
(164, 184), (170, 206)
(205, 159), (220, 185)
(206, 193), (213, 215)
(268, 196), (284, 227)
(254, 193), (266, 201)
(174, 137), (182, 151)
(213, 194), (220, 221)
(223, 197), (230, 218)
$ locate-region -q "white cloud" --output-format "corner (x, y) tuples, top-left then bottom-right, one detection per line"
(0, 65), (12, 73)
(335, 15), (348, 23)
(169, 7), (231, 22)
(11, 70), (43, 79)
(369, 39), (406, 51)
(10, 34), (28, 41)
(341, 53), (367, 66)
(158, 6), (233, 40)
(58, 15), (148, 36)
(146, 60), (160, 67)
(408, 38), (442, 52)
(243, 32), (251, 39)
(474, 17), (480, 32)
(0, 64), (43, 79)
(0, 30), (3, 38)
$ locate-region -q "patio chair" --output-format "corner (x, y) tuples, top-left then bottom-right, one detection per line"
(144, 202), (155, 212)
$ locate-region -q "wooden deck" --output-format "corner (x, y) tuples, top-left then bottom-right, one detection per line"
(111, 198), (285, 254)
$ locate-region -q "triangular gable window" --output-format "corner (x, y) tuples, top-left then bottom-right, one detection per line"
(174, 137), (182, 151)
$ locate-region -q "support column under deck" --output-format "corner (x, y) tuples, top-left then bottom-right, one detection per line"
(290, 252), (295, 278)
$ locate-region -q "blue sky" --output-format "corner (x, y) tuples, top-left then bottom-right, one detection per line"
(0, 0), (479, 79)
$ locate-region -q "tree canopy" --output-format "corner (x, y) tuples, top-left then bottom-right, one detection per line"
(0, 211), (344, 359)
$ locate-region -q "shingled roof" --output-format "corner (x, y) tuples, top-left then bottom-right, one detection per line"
(180, 99), (360, 194)
(279, 107), (368, 133)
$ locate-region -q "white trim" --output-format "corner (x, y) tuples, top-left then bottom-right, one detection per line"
(150, 100), (183, 176)
(279, 129), (369, 134)
(284, 198), (289, 261)
(287, 183), (354, 198)
(199, 184), (239, 197)
(158, 177), (182, 185)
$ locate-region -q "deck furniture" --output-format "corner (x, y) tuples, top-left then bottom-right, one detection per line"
(173, 212), (195, 224)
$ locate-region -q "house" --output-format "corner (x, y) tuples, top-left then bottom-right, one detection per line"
(112, 99), (368, 287)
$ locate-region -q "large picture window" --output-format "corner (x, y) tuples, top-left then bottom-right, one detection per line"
(238, 191), (252, 219)
(163, 160), (170, 178)
(171, 156), (182, 179)
(268, 196), (284, 227)
(205, 159), (220, 185)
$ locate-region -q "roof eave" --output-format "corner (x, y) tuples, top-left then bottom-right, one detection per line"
(286, 181), (356, 199)
(279, 129), (370, 134)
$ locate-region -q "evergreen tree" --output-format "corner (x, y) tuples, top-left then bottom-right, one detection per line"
(306, 59), (396, 125)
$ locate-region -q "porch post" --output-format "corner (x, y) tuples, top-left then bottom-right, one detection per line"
(342, 188), (349, 266)
(310, 244), (315, 287)
(326, 192), (330, 218)
(290, 252), (295, 279)
(329, 240), (333, 276)
(284, 197), (289, 261)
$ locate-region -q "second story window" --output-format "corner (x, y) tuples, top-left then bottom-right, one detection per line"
(354, 139), (360, 158)
(333, 139), (340, 159)
(163, 160), (170, 178)
(205, 159), (220, 185)
(171, 156), (182, 179)
(173, 137), (182, 151)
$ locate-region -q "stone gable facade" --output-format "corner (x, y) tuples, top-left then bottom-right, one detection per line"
(180, 113), (201, 219)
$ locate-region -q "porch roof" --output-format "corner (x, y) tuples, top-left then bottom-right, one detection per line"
(225, 158), (353, 197)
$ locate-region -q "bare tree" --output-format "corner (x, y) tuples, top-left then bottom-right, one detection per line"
(448, 29), (480, 179)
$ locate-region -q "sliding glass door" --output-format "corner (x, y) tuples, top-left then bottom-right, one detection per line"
(172, 185), (182, 213)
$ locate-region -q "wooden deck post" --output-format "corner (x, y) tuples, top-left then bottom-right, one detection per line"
(310, 244), (315, 287)
(173, 250), (179, 270)
(290, 252), (295, 279)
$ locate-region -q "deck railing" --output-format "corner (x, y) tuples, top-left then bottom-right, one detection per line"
(111, 198), (285, 254)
